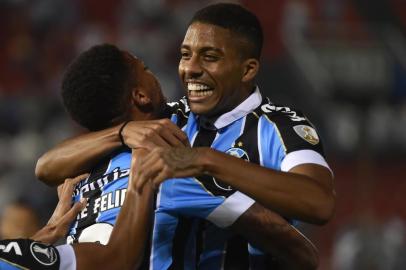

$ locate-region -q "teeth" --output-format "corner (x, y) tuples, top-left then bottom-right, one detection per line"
(187, 83), (211, 91)
(188, 90), (214, 97)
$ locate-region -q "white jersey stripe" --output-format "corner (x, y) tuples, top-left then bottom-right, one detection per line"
(281, 149), (333, 176)
(207, 191), (255, 228)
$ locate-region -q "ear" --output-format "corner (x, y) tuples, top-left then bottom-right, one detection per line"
(131, 87), (152, 107)
(241, 58), (259, 83)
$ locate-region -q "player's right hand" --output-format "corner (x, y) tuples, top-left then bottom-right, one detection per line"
(121, 119), (189, 149)
(31, 174), (89, 244)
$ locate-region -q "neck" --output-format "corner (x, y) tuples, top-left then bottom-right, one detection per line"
(130, 103), (168, 121)
(204, 84), (256, 123)
(131, 111), (157, 121)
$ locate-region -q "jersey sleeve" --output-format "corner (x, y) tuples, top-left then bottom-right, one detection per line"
(259, 105), (332, 174)
(0, 239), (68, 270)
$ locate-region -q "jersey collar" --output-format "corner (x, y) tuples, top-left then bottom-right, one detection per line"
(211, 86), (262, 129)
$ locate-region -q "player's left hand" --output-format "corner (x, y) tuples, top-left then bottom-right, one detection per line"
(31, 174), (89, 244)
(133, 147), (205, 191)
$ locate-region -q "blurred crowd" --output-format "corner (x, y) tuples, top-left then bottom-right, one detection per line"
(0, 0), (405, 269)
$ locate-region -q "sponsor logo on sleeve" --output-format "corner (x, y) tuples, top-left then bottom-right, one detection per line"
(0, 242), (22, 256)
(293, 125), (320, 145)
(30, 242), (58, 266)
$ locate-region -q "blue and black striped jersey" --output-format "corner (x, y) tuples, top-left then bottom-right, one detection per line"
(151, 88), (331, 269)
(66, 88), (330, 270)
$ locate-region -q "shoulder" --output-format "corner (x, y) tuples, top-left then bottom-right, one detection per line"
(166, 97), (190, 127)
(254, 99), (324, 155)
(256, 101), (309, 125)
(166, 97), (190, 116)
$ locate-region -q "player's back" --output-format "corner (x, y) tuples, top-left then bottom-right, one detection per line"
(67, 147), (151, 269)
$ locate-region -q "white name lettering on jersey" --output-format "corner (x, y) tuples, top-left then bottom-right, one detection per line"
(260, 104), (307, 122)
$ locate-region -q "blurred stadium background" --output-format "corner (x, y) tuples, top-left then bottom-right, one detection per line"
(0, 0), (405, 269)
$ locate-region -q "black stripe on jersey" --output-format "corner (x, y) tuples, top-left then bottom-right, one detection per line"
(248, 253), (281, 269)
(233, 113), (260, 165)
(195, 220), (206, 267)
(193, 127), (236, 197)
(223, 236), (249, 270)
(73, 159), (109, 240)
(169, 217), (194, 270)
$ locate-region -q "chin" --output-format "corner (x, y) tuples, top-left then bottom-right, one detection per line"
(189, 103), (212, 116)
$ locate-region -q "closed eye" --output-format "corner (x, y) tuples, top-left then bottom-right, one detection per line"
(203, 54), (219, 62)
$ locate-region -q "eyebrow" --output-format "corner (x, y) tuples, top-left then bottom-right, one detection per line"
(181, 45), (223, 54)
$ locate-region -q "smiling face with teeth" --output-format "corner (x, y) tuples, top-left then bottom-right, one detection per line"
(179, 22), (259, 118)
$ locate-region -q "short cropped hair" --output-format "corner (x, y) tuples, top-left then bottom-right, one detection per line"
(61, 44), (133, 131)
(189, 3), (263, 59)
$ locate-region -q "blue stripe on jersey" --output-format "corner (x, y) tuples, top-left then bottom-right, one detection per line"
(0, 260), (20, 270)
(258, 116), (299, 227)
(96, 152), (131, 224)
(160, 178), (224, 218)
(151, 211), (178, 270)
(184, 112), (199, 145)
(258, 115), (286, 170)
(212, 116), (245, 151)
(170, 113), (178, 126)
(248, 244), (264, 255)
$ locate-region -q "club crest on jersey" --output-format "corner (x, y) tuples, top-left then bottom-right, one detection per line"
(210, 147), (250, 192)
(30, 242), (58, 266)
(225, 147), (249, 161)
(293, 125), (319, 145)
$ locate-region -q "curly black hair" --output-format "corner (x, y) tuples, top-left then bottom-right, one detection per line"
(190, 3), (263, 60)
(61, 44), (133, 131)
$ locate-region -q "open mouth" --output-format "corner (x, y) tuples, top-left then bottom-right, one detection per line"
(187, 82), (214, 98)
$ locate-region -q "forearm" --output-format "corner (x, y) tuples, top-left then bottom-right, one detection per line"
(36, 125), (121, 185)
(31, 224), (61, 244)
(231, 203), (318, 270)
(108, 187), (153, 269)
(200, 148), (335, 224)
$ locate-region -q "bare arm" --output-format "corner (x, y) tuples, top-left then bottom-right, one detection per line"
(36, 119), (188, 186)
(35, 125), (121, 186)
(201, 148), (335, 224)
(231, 203), (318, 270)
(135, 147), (335, 225)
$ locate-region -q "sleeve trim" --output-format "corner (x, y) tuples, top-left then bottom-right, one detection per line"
(281, 149), (333, 176)
(207, 191), (255, 228)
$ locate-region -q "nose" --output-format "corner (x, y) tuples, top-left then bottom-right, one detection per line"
(180, 54), (203, 79)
